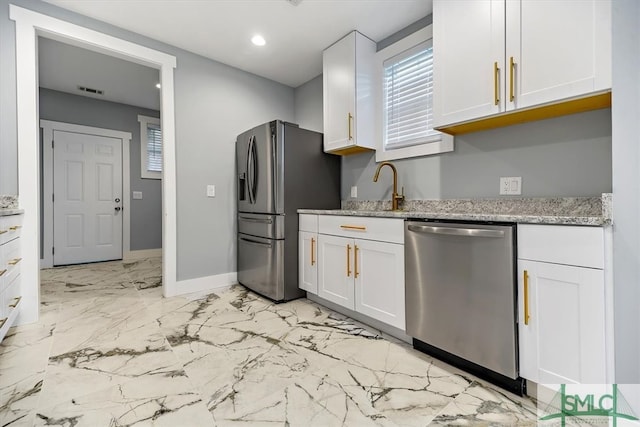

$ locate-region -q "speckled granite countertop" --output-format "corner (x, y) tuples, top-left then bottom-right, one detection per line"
(0, 195), (23, 216)
(299, 194), (612, 226)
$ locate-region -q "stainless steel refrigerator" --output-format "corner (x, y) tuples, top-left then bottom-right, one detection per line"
(236, 120), (340, 301)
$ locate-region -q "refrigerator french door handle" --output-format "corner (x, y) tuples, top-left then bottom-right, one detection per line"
(246, 136), (256, 204)
(251, 135), (258, 203)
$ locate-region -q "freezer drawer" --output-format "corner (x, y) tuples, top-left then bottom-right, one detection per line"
(237, 233), (284, 301)
(237, 213), (284, 239)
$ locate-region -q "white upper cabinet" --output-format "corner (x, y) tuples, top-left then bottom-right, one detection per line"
(433, 0), (611, 130)
(323, 31), (376, 155)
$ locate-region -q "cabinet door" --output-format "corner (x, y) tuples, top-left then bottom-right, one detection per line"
(506, 0), (611, 110)
(354, 240), (405, 330)
(298, 231), (318, 294)
(317, 234), (354, 309)
(518, 260), (606, 384)
(433, 0), (505, 127)
(323, 33), (356, 152)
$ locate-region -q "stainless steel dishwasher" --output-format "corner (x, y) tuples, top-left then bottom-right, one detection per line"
(405, 220), (525, 395)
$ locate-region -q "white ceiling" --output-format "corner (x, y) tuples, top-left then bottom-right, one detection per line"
(43, 0), (433, 88)
(38, 37), (161, 110)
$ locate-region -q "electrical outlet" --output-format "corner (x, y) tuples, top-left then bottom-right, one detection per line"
(499, 177), (522, 195)
(207, 185), (215, 198)
(350, 186), (358, 198)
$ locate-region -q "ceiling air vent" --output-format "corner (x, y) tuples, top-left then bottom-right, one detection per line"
(77, 85), (104, 96)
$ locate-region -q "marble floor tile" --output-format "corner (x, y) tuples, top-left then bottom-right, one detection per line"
(0, 257), (538, 426)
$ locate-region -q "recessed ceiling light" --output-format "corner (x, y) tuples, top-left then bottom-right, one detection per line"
(156, 83), (161, 89)
(251, 35), (266, 46)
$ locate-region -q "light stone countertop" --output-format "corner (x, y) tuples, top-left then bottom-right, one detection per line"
(299, 194), (611, 226)
(0, 195), (22, 216)
(0, 208), (24, 217)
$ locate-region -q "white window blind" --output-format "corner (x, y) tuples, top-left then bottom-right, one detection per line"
(383, 40), (439, 150)
(138, 115), (161, 179)
(146, 123), (162, 173)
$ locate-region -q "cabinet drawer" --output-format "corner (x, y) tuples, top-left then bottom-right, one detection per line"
(299, 214), (318, 233)
(518, 224), (603, 269)
(318, 215), (404, 244)
(0, 214), (22, 245)
(1, 237), (21, 287)
(5, 274), (21, 311)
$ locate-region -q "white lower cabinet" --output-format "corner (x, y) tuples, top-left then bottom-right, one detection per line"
(0, 213), (23, 343)
(300, 214), (405, 330)
(517, 224), (608, 384)
(298, 231), (318, 294)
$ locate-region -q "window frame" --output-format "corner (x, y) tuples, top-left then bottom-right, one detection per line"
(138, 115), (162, 180)
(374, 25), (454, 162)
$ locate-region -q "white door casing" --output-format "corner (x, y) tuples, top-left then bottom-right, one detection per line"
(11, 4), (177, 326)
(53, 130), (123, 265)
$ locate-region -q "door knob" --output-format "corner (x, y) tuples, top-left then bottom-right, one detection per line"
(115, 198), (121, 203)
(115, 207), (122, 212)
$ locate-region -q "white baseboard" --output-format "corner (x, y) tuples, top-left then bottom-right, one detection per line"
(165, 272), (238, 297)
(124, 248), (162, 260)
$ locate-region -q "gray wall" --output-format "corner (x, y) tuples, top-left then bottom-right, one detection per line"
(1, 0), (295, 281)
(39, 88), (162, 252)
(612, 0), (640, 383)
(294, 74), (323, 133)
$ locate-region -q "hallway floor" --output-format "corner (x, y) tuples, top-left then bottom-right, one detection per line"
(1, 258), (537, 426)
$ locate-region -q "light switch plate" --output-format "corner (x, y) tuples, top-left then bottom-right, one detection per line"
(207, 185), (215, 198)
(350, 186), (357, 198)
(499, 177), (522, 195)
(132, 191), (143, 200)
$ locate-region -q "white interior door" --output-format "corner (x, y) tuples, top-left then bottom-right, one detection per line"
(53, 130), (123, 265)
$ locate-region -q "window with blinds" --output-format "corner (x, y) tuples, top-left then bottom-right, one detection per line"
(146, 123), (162, 173)
(138, 115), (162, 179)
(383, 40), (439, 150)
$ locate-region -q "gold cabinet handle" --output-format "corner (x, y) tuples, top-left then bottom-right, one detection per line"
(340, 225), (366, 231)
(346, 244), (351, 277)
(494, 61), (500, 106)
(354, 245), (359, 279)
(8, 258), (21, 266)
(8, 296), (21, 308)
(524, 270), (530, 325)
(311, 237), (315, 266)
(0, 269), (6, 277)
(9, 225), (21, 231)
(0, 230), (7, 235)
(0, 318), (6, 329)
(509, 56), (515, 102)
(348, 113), (353, 140)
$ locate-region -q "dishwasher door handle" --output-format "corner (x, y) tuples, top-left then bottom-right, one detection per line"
(407, 224), (505, 238)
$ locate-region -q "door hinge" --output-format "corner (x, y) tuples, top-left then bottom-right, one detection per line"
(52, 140), (54, 149)
(52, 247), (55, 255)
(52, 194), (54, 202)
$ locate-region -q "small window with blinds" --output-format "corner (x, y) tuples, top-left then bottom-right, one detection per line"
(383, 40), (439, 150)
(138, 115), (162, 179)
(375, 27), (453, 162)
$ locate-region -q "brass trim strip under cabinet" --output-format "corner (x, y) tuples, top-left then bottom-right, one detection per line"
(354, 245), (359, 278)
(494, 62), (500, 105)
(8, 258), (21, 266)
(0, 318), (6, 329)
(523, 270), (530, 325)
(509, 56), (515, 102)
(311, 237), (315, 266)
(340, 225), (366, 231)
(348, 113), (353, 140)
(346, 244), (352, 277)
(8, 296), (21, 308)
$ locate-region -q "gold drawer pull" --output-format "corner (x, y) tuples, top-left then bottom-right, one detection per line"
(0, 230), (7, 235)
(0, 269), (6, 277)
(8, 258), (22, 266)
(494, 61), (500, 105)
(311, 237), (315, 266)
(509, 56), (516, 102)
(340, 225), (366, 231)
(346, 244), (351, 277)
(0, 318), (6, 329)
(524, 270), (530, 325)
(354, 245), (359, 278)
(9, 225), (21, 231)
(348, 112), (353, 140)
(8, 296), (21, 308)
